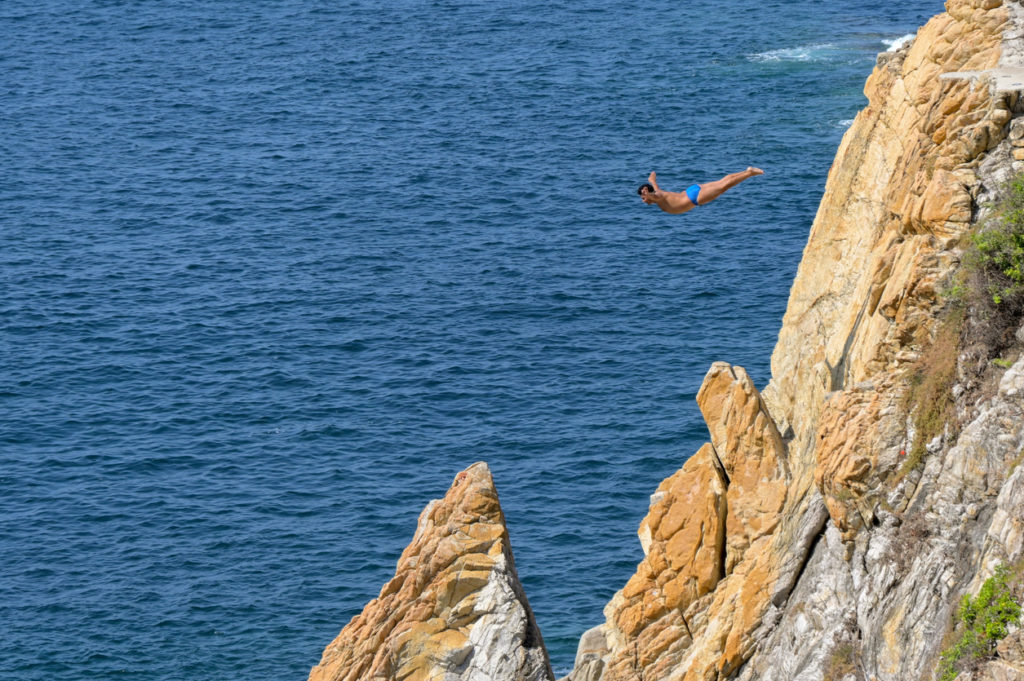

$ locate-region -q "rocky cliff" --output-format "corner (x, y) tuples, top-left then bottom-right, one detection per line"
(565, 1), (1024, 679)
(308, 462), (552, 681)
(310, 1), (1024, 680)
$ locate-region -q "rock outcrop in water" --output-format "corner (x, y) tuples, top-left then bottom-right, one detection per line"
(307, 462), (552, 681)
(310, 1), (1024, 679)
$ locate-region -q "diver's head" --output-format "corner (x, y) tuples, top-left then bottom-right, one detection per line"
(637, 183), (655, 196)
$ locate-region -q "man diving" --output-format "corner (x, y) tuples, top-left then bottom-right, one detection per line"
(638, 167), (763, 214)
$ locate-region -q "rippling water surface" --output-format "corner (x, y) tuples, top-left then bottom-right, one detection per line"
(3, 1), (942, 677)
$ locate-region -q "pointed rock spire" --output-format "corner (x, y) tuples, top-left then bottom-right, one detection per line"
(309, 462), (553, 681)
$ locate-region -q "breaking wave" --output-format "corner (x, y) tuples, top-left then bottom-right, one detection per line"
(748, 43), (842, 63)
(883, 33), (915, 52)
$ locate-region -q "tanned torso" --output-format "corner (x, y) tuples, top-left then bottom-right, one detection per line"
(648, 190), (696, 214)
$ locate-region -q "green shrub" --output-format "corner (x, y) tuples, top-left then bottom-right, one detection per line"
(966, 173), (1024, 309)
(913, 172), (1024, 477)
(937, 564), (1023, 681)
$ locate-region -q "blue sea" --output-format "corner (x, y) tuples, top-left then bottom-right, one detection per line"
(2, 1), (942, 678)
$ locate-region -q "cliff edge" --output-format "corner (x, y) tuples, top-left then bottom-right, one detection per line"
(309, 1), (1024, 680)
(566, 0), (1024, 679)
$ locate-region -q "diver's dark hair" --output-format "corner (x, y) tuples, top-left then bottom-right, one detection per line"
(637, 183), (655, 195)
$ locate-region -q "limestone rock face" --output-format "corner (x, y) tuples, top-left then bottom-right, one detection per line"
(565, 1), (1024, 680)
(762, 0), (1012, 448)
(567, 363), (799, 681)
(739, 357), (1024, 681)
(605, 443), (727, 678)
(813, 385), (904, 543)
(697, 363), (788, 572)
(309, 462), (553, 681)
(319, 2), (1024, 679)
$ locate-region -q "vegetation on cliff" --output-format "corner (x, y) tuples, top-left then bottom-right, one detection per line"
(950, 171), (1024, 356)
(898, 308), (963, 478)
(900, 172), (1024, 479)
(967, 173), (1024, 310)
(823, 640), (859, 681)
(937, 563), (1024, 681)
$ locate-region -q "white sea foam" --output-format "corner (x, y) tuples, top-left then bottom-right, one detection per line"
(883, 34), (915, 52)
(748, 43), (838, 63)
(837, 118), (855, 128)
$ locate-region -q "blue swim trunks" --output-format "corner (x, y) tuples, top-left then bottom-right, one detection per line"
(685, 184), (702, 206)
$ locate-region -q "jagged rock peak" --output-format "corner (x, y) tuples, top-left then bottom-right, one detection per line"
(566, 0), (1024, 680)
(565, 363), (807, 681)
(308, 462), (553, 681)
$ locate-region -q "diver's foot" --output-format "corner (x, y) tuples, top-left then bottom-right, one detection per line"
(747, 167), (764, 176)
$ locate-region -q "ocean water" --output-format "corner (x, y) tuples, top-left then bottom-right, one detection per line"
(2, 1), (942, 678)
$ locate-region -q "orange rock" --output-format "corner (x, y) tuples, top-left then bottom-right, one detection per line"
(595, 443), (728, 674)
(815, 390), (888, 540)
(697, 363), (788, 571)
(567, 1), (1015, 680)
(576, 365), (791, 681)
(308, 462), (552, 681)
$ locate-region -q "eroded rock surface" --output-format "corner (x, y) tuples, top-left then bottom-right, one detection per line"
(313, 2), (1024, 680)
(566, 363), (803, 681)
(309, 462), (553, 681)
(565, 1), (1024, 680)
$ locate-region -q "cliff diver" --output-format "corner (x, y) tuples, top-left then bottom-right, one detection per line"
(638, 167), (763, 214)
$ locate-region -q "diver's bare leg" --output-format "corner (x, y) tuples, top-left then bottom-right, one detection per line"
(696, 167), (763, 205)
